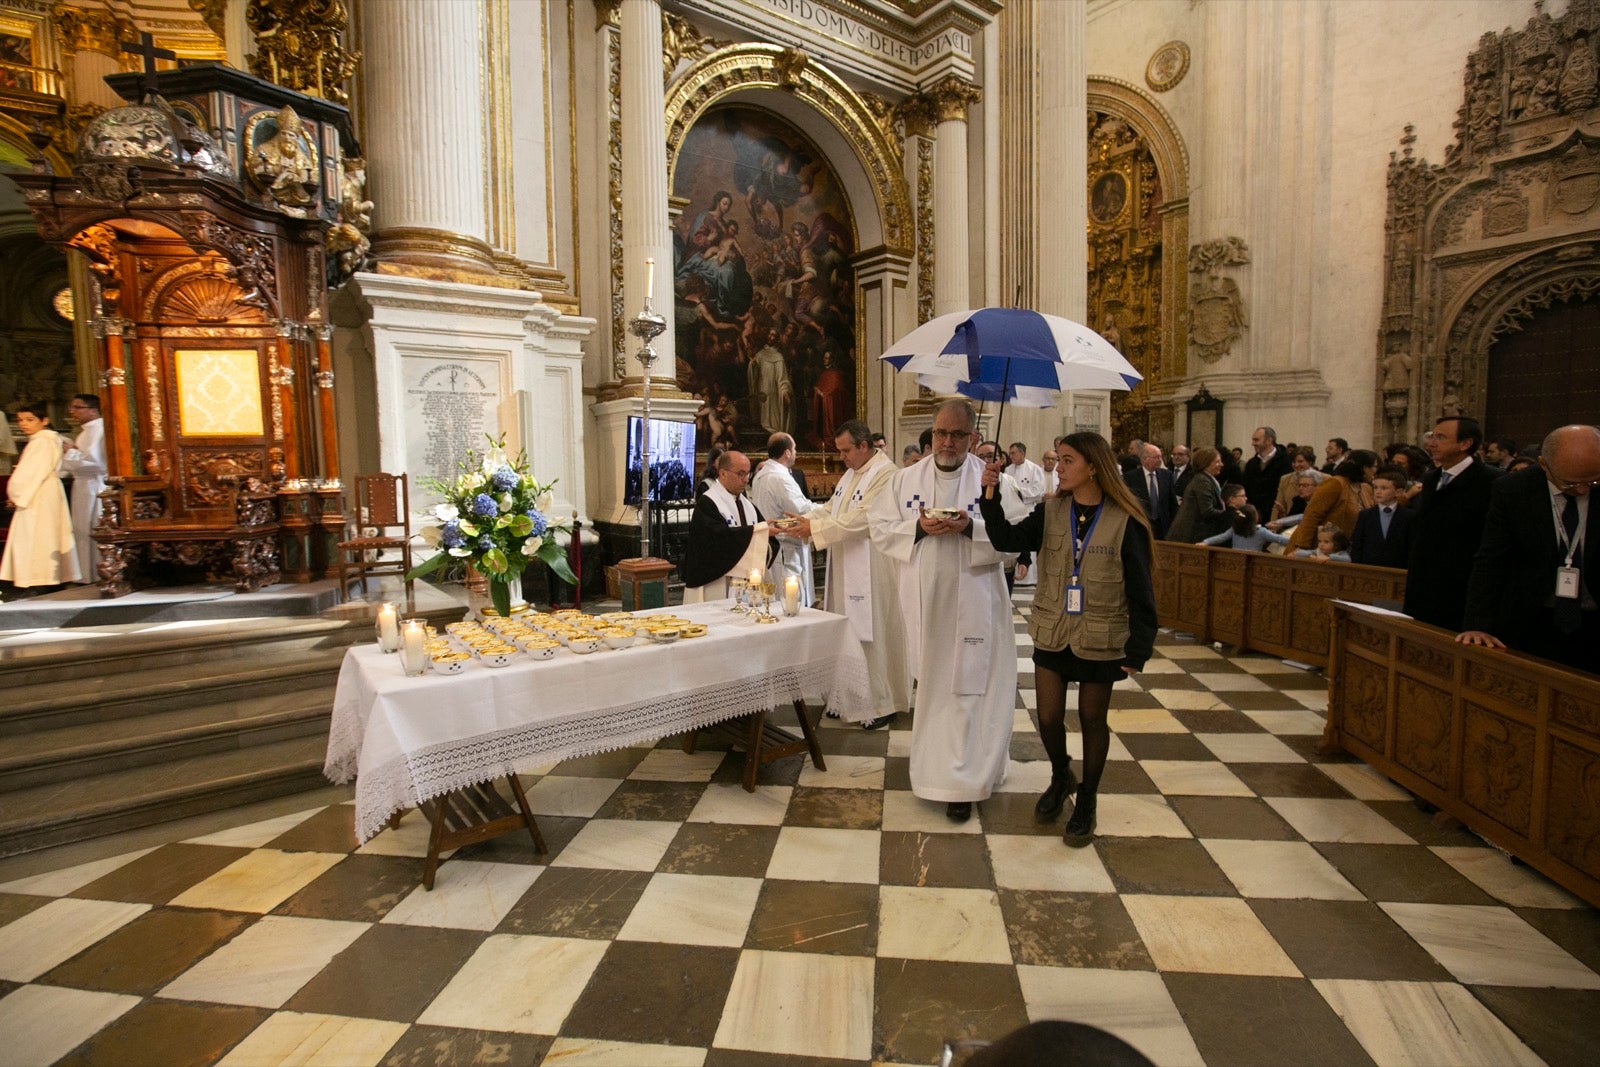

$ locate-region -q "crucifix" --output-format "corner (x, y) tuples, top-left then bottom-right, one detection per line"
(120, 32), (176, 100)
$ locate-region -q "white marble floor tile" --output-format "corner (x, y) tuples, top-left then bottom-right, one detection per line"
(380, 860), (542, 930)
(548, 819), (679, 872)
(994, 760), (1055, 794)
(887, 729), (913, 758)
(1140, 760), (1254, 797)
(882, 791), (984, 835)
(685, 783), (793, 825)
(1314, 979), (1543, 1067)
(616, 873), (762, 947)
(1123, 894), (1301, 976)
(1241, 709), (1329, 735)
(713, 949), (874, 1060)
(1015, 966), (1204, 1067)
(765, 827), (881, 884)
(1265, 798), (1416, 844)
(1155, 645), (1224, 660)
(0, 984), (141, 1066)
(216, 1011), (408, 1067)
(1194, 732), (1304, 764)
(183, 808), (327, 849)
(1189, 672), (1274, 692)
(796, 754), (885, 790)
(1106, 707), (1190, 733)
(1381, 902), (1600, 988)
(168, 848), (345, 913)
(540, 1038), (706, 1065)
(1233, 657), (1305, 675)
(1134, 658), (1188, 674)
(1094, 794), (1193, 839)
(987, 834), (1115, 893)
(1201, 839), (1365, 900)
(1144, 690), (1229, 712)
(1291, 689), (1330, 712)
(1315, 762), (1413, 801)
(1018, 688), (1038, 709)
(159, 915), (367, 1008)
(355, 809), (449, 859)
(877, 886), (1012, 964)
(523, 775), (622, 817)
(418, 934), (609, 1034)
(628, 749), (726, 782)
(0, 897), (150, 981)
(1012, 708), (1036, 732)
(0, 847), (156, 897)
(1430, 846), (1589, 909)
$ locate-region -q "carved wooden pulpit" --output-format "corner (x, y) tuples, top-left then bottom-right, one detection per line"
(14, 63), (368, 596)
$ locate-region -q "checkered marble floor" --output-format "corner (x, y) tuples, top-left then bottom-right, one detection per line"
(1, 591), (1597, 1066)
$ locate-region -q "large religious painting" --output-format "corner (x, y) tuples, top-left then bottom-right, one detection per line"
(672, 106), (857, 452)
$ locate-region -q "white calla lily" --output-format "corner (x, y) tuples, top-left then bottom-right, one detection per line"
(521, 535), (544, 557)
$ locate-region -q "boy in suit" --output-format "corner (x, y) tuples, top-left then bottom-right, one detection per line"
(1350, 468), (1415, 568)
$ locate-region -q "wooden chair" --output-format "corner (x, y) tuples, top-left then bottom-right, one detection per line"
(337, 473), (414, 606)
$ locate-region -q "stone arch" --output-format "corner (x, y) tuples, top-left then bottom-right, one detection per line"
(1086, 78), (1189, 199)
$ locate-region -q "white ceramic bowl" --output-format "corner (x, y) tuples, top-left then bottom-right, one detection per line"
(524, 642), (559, 660)
(602, 630), (636, 650)
(646, 627), (681, 644)
(431, 657), (468, 675)
(480, 651), (516, 668)
(567, 636), (602, 654)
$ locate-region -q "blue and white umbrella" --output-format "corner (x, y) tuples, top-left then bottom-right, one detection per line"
(880, 307), (1141, 408)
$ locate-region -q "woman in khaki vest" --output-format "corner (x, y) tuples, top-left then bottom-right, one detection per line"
(979, 432), (1157, 846)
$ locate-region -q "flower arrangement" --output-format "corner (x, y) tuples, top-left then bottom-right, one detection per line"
(408, 435), (577, 617)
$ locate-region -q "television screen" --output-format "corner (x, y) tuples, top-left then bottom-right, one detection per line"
(624, 416), (697, 505)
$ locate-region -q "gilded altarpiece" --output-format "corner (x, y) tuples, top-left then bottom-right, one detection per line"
(1377, 0), (1600, 445)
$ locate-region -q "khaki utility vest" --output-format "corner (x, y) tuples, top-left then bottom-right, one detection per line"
(1030, 496), (1132, 660)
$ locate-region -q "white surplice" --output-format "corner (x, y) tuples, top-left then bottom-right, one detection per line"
(59, 418), (105, 582)
(1, 428), (81, 587)
(869, 453), (1015, 802)
(750, 458), (819, 607)
(810, 449), (909, 717)
(682, 480), (771, 604)
(1007, 459), (1048, 505)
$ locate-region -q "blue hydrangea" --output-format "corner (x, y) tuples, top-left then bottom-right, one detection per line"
(471, 493), (498, 518)
(440, 520), (463, 548)
(490, 466), (519, 492)
(478, 535), (494, 552)
(525, 509), (548, 537)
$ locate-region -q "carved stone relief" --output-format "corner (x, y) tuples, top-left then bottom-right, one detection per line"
(1186, 237), (1249, 364)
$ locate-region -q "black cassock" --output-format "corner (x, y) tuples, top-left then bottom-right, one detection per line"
(681, 492), (779, 589)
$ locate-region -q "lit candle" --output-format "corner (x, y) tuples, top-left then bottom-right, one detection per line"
(748, 568), (762, 589)
(784, 576), (799, 616)
(401, 619), (427, 675)
(644, 257), (655, 303)
(376, 602), (399, 651)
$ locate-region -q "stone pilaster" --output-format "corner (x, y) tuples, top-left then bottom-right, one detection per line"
(1035, 0), (1087, 323)
(617, 0), (675, 389)
(927, 75), (981, 318)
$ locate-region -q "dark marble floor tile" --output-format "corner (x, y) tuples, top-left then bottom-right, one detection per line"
(1315, 843), (1498, 905)
(264, 804), (359, 853)
(879, 832), (994, 889)
(659, 823), (781, 879)
(709, 749), (804, 787)
(818, 727), (892, 758)
(873, 958), (1030, 1066)
(379, 1025), (551, 1067)
(1230, 762), (1349, 798)
(560, 941), (741, 1046)
(998, 889), (1155, 970)
(1514, 906), (1600, 974)
(1277, 733), (1350, 764)
(0, 891), (50, 927)
(495, 866), (651, 939)
(1097, 838), (1237, 896)
(1168, 795), (1301, 840)
(40, 907), (252, 995)
(1118, 733), (1216, 762)
(1218, 690), (1310, 711)
(68, 843), (252, 905)
(883, 757), (912, 792)
(745, 879), (877, 956)
(1140, 674), (1208, 691)
(1248, 899), (1453, 981)
(285, 923), (485, 1023)
(1260, 672), (1328, 691)
(1107, 688), (1165, 710)
(453, 814), (586, 866)
(1009, 736), (1049, 762)
(593, 780), (706, 822)
(1097, 761), (1160, 795)
(1166, 707), (1269, 733)
(546, 748), (650, 778)
(1364, 800), (1483, 847)
(0, 980), (18, 1000)
(785, 787), (883, 830)
(1469, 986), (1600, 1067)
(54, 999), (268, 1067)
(1162, 973), (1375, 1067)
(976, 792), (1066, 837)
(273, 854), (426, 922)
(703, 1051), (868, 1067)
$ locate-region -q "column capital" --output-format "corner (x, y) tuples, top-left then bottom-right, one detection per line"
(925, 75), (981, 124)
(894, 95), (939, 140)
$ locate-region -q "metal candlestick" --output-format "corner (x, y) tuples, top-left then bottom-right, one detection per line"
(628, 302), (668, 559)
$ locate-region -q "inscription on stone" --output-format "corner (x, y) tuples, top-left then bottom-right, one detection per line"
(403, 355), (502, 504)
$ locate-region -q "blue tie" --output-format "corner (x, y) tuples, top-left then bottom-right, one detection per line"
(1380, 507), (1393, 537)
(1437, 471), (1452, 489)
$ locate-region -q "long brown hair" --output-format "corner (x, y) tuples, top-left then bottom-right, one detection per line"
(1060, 431), (1154, 545)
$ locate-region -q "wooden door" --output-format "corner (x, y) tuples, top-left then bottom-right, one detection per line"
(1485, 295), (1600, 447)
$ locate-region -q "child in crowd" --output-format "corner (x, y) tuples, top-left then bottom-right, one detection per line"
(1202, 503), (1291, 552)
(1294, 523), (1351, 562)
(1349, 468), (1415, 568)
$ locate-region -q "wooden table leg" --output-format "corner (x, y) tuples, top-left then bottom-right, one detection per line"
(418, 777), (548, 890)
(743, 709), (767, 792)
(792, 698), (826, 772)
(505, 772), (548, 855)
(423, 798), (449, 890)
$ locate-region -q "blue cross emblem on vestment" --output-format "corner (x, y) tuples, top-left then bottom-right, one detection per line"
(904, 493), (925, 512)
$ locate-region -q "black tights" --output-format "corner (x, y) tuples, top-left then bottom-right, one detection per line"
(1035, 667), (1112, 794)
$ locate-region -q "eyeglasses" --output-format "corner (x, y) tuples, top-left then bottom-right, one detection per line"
(1547, 473), (1600, 493)
(931, 429), (972, 441)
(725, 469), (751, 480)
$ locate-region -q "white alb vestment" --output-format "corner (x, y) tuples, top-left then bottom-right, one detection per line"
(59, 418), (106, 582)
(1, 428), (82, 587)
(1007, 459), (1048, 505)
(682, 480), (771, 603)
(750, 458), (819, 607)
(809, 450), (908, 717)
(869, 453), (1015, 802)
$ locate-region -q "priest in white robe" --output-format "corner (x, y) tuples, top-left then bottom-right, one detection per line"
(1006, 442), (1047, 587)
(750, 432), (819, 607)
(681, 450), (776, 603)
(2, 403), (81, 590)
(790, 419), (908, 729)
(60, 393), (106, 583)
(869, 399), (1015, 821)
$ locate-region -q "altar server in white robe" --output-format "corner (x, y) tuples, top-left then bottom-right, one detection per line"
(869, 399), (1015, 822)
(2, 403), (81, 590)
(681, 450), (776, 602)
(749, 432), (820, 607)
(789, 419), (908, 730)
(1006, 442), (1047, 586)
(60, 393), (106, 583)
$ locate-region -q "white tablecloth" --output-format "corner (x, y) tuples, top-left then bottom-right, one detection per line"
(325, 601), (874, 842)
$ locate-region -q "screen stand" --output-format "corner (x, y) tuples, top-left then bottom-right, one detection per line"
(619, 300), (674, 611)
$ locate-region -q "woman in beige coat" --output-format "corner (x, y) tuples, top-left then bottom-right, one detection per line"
(2, 403), (81, 591)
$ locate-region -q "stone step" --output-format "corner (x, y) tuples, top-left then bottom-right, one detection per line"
(0, 734), (334, 859)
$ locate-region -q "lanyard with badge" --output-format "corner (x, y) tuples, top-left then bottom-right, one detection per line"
(1065, 500), (1102, 615)
(1553, 493), (1587, 601)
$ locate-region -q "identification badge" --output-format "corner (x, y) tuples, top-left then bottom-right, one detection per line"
(1556, 566), (1581, 599)
(1066, 586), (1084, 615)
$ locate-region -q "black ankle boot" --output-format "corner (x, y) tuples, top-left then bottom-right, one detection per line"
(1064, 788), (1097, 847)
(946, 801), (973, 823)
(1034, 766), (1078, 820)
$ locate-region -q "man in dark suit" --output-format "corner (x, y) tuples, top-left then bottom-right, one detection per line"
(1349, 468), (1415, 568)
(1241, 426), (1293, 518)
(1169, 444), (1192, 496)
(1117, 438), (1144, 477)
(1321, 437), (1349, 475)
(1459, 425), (1600, 675)
(1403, 415), (1501, 631)
(1124, 442), (1176, 539)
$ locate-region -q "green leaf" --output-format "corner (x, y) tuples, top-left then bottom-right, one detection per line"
(538, 541), (578, 586)
(405, 552), (449, 581)
(489, 576), (512, 617)
(482, 547), (509, 574)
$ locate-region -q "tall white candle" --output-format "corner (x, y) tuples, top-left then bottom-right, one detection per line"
(644, 257), (655, 302)
(784, 576), (799, 615)
(377, 602), (399, 650)
(401, 619), (426, 675)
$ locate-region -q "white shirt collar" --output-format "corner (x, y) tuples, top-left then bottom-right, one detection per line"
(1441, 455), (1475, 479)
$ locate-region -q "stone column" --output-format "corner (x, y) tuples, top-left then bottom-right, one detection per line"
(617, 0), (675, 387)
(52, 7), (127, 109)
(360, 0), (496, 274)
(1034, 1), (1087, 323)
(928, 76), (981, 318)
